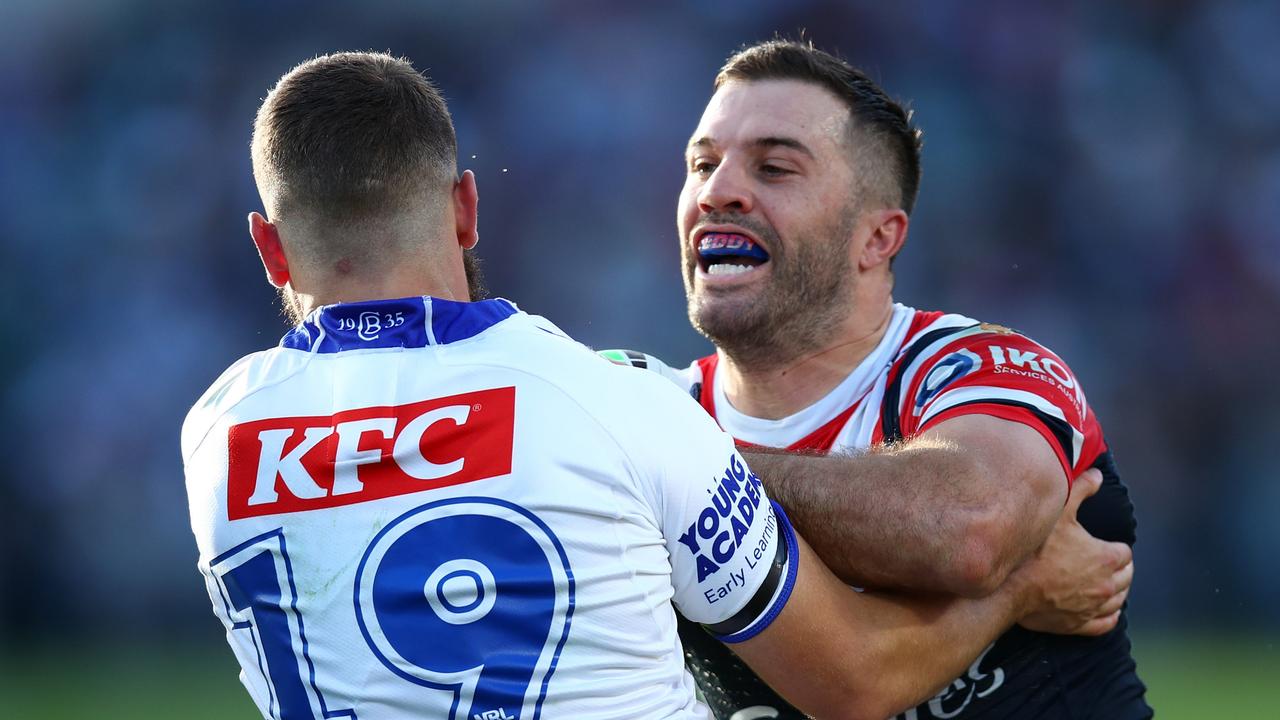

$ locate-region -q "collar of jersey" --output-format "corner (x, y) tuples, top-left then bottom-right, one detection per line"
(280, 296), (519, 353)
(712, 303), (915, 446)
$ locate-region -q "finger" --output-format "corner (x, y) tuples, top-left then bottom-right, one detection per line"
(1066, 468), (1103, 517)
(1107, 542), (1134, 570)
(1110, 559), (1135, 592)
(1075, 609), (1121, 637)
(1094, 586), (1130, 617)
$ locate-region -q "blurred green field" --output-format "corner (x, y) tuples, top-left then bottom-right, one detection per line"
(0, 633), (1274, 718)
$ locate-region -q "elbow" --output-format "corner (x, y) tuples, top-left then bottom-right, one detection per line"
(803, 693), (895, 720)
(799, 675), (915, 720)
(817, 688), (916, 720)
(851, 696), (909, 720)
(947, 511), (1014, 598)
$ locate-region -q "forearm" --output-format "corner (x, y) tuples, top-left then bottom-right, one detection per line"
(746, 442), (1006, 596)
(837, 581), (1028, 717)
(732, 534), (1032, 720)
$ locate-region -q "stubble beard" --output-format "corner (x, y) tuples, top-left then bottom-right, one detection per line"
(684, 211), (858, 371)
(462, 247), (489, 301)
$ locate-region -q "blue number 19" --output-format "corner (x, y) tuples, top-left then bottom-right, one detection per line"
(208, 498), (574, 720)
(208, 531), (355, 720)
(355, 497), (575, 720)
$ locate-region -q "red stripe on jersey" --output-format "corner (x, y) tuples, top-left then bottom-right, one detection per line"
(693, 353), (867, 453)
(695, 356), (774, 453)
(922, 403), (1075, 481)
(700, 309), (945, 451)
(893, 327), (1104, 485)
(904, 310), (946, 340)
(871, 309), (947, 446)
(785, 403), (860, 452)
(870, 423), (885, 446)
(695, 354), (719, 419)
(724, 406), (860, 453)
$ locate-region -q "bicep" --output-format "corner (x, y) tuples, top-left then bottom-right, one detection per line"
(621, 372), (794, 631)
(919, 413), (1067, 543)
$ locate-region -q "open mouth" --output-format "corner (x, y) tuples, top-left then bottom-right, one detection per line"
(697, 232), (771, 276)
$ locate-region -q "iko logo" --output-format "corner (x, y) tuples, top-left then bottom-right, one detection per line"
(915, 349), (982, 414)
(226, 387), (515, 519)
(988, 345), (1074, 388)
(473, 709), (516, 720)
(987, 343), (1087, 413)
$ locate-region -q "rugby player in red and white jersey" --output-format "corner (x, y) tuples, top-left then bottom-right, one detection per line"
(182, 52), (1131, 720)
(607, 41), (1150, 719)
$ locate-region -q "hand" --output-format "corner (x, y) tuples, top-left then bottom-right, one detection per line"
(1010, 468), (1134, 636)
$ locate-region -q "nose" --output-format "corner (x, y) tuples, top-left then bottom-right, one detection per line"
(697, 161), (753, 215)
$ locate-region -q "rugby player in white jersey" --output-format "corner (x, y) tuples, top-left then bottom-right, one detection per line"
(607, 40), (1149, 719)
(183, 52), (1131, 720)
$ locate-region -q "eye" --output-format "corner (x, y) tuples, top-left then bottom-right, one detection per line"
(760, 163), (793, 177)
(691, 159), (717, 176)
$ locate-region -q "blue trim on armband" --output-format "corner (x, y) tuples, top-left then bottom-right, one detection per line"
(715, 500), (800, 644)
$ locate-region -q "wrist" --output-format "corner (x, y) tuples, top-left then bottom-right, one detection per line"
(998, 565), (1042, 622)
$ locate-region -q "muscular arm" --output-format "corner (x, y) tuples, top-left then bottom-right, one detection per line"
(746, 414), (1066, 597)
(733, 531), (1039, 720)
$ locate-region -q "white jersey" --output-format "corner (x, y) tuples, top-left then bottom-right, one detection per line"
(182, 296), (797, 720)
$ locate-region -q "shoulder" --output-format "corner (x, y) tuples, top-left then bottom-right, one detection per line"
(180, 347), (309, 463)
(597, 348), (706, 399)
(480, 318), (712, 431)
(895, 312), (1083, 395)
(888, 310), (1096, 462)
(483, 327), (740, 498)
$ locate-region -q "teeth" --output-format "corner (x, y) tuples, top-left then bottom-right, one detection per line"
(707, 263), (756, 276)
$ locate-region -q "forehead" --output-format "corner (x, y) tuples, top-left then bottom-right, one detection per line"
(690, 79), (850, 153)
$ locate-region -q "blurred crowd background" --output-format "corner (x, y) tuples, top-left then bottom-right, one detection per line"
(2, 0), (1277, 714)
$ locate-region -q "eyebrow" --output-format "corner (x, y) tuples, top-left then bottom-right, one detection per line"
(686, 136), (816, 159)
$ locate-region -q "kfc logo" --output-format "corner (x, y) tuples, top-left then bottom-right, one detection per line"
(227, 387), (515, 519)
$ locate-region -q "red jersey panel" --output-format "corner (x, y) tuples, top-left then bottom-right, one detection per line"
(685, 310), (1107, 484)
(884, 323), (1107, 484)
(601, 303), (1146, 720)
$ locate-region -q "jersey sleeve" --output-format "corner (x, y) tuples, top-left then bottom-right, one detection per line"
(598, 348), (701, 398)
(897, 328), (1102, 482)
(615, 368), (799, 644)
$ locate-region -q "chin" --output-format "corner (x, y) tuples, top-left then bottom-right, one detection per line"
(689, 299), (764, 342)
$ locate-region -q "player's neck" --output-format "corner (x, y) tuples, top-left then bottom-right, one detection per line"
(294, 260), (470, 317)
(717, 297), (895, 421)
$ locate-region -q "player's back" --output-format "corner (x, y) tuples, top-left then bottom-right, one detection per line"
(182, 297), (767, 720)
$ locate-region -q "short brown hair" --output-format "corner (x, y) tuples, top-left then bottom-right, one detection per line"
(716, 40), (923, 214)
(251, 52), (457, 222)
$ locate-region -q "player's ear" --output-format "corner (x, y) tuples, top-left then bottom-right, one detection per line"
(249, 211), (291, 288)
(453, 170), (479, 250)
(858, 208), (908, 271)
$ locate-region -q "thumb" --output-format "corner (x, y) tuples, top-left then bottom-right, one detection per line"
(1065, 468), (1103, 518)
